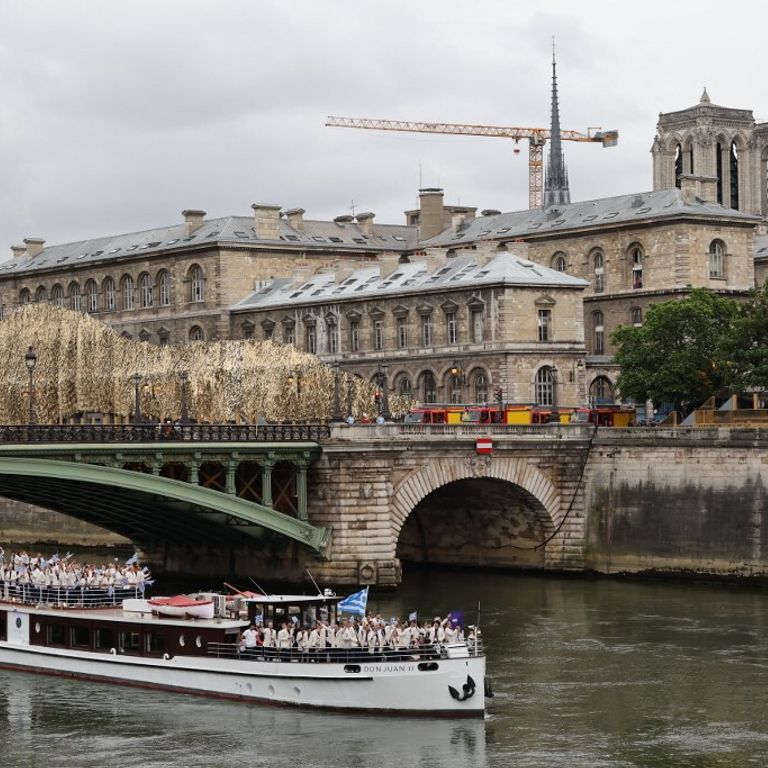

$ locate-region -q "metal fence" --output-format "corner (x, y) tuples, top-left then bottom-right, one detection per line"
(1, 583), (147, 607)
(0, 423), (331, 444)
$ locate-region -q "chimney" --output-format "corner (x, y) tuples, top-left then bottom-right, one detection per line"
(285, 207), (306, 231)
(474, 241), (500, 268)
(418, 188), (445, 240)
(292, 264), (316, 288)
(412, 247), (447, 273)
(505, 240), (530, 260)
(451, 212), (468, 232)
(182, 209), (206, 235)
(10, 244), (27, 260)
(679, 174), (718, 205)
(379, 252), (401, 278)
(355, 212), (375, 237)
(23, 238), (45, 258)
(251, 203), (282, 239)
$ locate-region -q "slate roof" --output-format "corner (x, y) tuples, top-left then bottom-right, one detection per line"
(754, 234), (768, 262)
(231, 251), (589, 313)
(421, 189), (760, 248)
(0, 216), (419, 277)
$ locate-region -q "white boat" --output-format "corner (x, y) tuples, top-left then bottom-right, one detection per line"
(148, 595), (215, 620)
(0, 589), (488, 717)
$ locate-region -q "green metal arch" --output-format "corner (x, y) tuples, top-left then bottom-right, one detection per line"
(0, 457), (330, 555)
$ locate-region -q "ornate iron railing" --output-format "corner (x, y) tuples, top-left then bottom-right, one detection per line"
(0, 423), (331, 444)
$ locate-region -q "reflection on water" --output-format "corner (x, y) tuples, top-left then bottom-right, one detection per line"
(3, 571), (768, 766)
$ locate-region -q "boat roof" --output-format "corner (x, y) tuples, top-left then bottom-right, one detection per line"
(243, 593), (341, 605)
(0, 601), (246, 630)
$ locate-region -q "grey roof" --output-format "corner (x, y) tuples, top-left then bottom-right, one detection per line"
(754, 234), (768, 262)
(231, 251), (589, 313)
(0, 216), (419, 277)
(421, 189), (760, 248)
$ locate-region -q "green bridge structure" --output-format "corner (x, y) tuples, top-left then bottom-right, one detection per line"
(0, 424), (331, 560)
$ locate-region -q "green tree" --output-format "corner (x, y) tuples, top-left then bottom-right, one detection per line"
(611, 289), (739, 412)
(720, 282), (768, 391)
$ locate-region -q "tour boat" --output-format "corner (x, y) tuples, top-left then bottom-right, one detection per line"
(0, 588), (488, 717)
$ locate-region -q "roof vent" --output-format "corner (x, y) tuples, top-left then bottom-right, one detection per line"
(481, 209), (501, 217)
(630, 195), (645, 209)
(334, 215), (354, 225)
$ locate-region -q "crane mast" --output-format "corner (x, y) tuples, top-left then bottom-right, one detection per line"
(325, 116), (617, 209)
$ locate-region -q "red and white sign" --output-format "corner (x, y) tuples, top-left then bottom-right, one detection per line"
(476, 437), (493, 455)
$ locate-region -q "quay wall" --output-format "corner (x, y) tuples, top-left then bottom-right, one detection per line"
(583, 428), (768, 578)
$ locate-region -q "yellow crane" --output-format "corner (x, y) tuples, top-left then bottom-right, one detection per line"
(326, 116), (618, 209)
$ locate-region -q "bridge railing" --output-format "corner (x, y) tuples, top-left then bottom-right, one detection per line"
(329, 423), (598, 440)
(0, 423), (330, 444)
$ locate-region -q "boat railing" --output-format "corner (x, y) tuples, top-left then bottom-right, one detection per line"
(0, 583), (147, 608)
(207, 638), (484, 664)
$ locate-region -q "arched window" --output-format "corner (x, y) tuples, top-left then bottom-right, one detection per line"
(51, 284), (64, 308)
(139, 273), (154, 308)
(189, 265), (204, 303)
(730, 141), (739, 210)
(84, 280), (98, 313)
(674, 143), (683, 188)
(103, 277), (116, 312)
(630, 306), (642, 326)
(189, 325), (205, 342)
(421, 371), (437, 404)
(592, 251), (605, 293)
(589, 376), (615, 407)
(592, 311), (605, 355)
(709, 240), (725, 279)
(35, 286), (47, 303)
(397, 376), (412, 397)
(121, 275), (134, 311)
(473, 371), (489, 404)
(535, 367), (555, 406)
(157, 270), (171, 306)
(630, 246), (643, 289)
(68, 282), (81, 311)
(19, 288), (31, 305)
(551, 252), (567, 272)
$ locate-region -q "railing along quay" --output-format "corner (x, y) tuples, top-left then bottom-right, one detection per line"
(0, 423), (331, 444)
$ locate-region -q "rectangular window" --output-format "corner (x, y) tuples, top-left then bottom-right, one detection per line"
(373, 319), (384, 351)
(446, 312), (457, 345)
(284, 326), (295, 346)
(537, 309), (552, 342)
(145, 632), (165, 656)
(243, 325), (254, 340)
(0, 610), (6, 641)
(397, 317), (408, 348)
(105, 286), (116, 312)
(421, 315), (432, 347)
(95, 627), (115, 652)
(120, 630), (142, 655)
(472, 310), (483, 343)
(71, 625), (90, 649)
(263, 326), (273, 341)
(594, 270), (604, 293)
(47, 623), (66, 646)
(306, 325), (317, 354)
(350, 321), (360, 352)
(328, 325), (338, 354)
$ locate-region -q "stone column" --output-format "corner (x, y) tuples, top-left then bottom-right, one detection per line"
(261, 459), (274, 507)
(296, 462), (308, 521)
(225, 459), (237, 495)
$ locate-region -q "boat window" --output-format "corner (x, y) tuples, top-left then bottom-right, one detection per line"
(120, 630), (141, 655)
(418, 662), (440, 671)
(145, 632), (165, 656)
(178, 634), (186, 647)
(95, 627), (115, 651)
(47, 623), (66, 646)
(71, 625), (90, 649)
(0, 611), (5, 641)
(195, 635), (202, 649)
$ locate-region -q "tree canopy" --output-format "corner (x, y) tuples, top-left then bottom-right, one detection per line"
(611, 289), (740, 412)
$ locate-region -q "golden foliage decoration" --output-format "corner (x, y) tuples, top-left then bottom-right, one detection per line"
(0, 305), (408, 424)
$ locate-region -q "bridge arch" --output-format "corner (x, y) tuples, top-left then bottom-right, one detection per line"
(0, 457), (329, 555)
(391, 457), (562, 568)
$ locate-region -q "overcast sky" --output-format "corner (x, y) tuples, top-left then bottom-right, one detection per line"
(1, 0), (765, 256)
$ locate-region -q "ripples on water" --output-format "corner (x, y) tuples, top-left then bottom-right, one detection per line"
(2, 572), (768, 767)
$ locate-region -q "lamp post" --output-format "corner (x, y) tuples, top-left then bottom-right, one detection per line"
(24, 345), (37, 426)
(179, 371), (190, 424)
(130, 372), (143, 425)
(379, 362), (391, 421)
(332, 362), (343, 422)
(547, 366), (560, 423)
(450, 359), (463, 404)
(287, 371), (302, 399)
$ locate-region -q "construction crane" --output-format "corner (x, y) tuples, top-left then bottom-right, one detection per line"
(326, 116), (618, 209)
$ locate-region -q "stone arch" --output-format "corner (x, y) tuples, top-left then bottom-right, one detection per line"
(390, 456), (561, 541)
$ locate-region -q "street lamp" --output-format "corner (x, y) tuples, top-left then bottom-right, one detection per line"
(449, 359), (464, 403)
(332, 362), (343, 422)
(547, 366), (560, 423)
(179, 371), (190, 424)
(130, 372), (143, 424)
(24, 345), (37, 425)
(287, 371), (302, 399)
(377, 361), (391, 421)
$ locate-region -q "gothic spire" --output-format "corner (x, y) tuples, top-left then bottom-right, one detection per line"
(543, 41), (571, 207)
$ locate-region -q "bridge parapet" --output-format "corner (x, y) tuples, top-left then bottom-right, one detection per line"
(329, 423), (597, 441)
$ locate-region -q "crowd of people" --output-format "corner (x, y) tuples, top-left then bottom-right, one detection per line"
(0, 549), (151, 604)
(238, 613), (474, 657)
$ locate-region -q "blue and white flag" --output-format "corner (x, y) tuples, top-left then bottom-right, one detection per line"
(338, 586), (369, 616)
(408, 610), (417, 623)
(125, 553), (139, 566)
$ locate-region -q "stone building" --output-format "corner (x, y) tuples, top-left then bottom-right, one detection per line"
(231, 244), (589, 408)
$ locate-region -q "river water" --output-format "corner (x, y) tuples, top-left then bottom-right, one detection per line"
(1, 570), (768, 767)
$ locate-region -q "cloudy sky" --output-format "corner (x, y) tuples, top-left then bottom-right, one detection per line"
(0, 0), (764, 256)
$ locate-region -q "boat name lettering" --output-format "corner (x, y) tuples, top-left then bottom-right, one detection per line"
(362, 664), (415, 673)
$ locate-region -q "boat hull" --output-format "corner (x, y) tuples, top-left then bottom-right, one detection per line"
(0, 642), (486, 717)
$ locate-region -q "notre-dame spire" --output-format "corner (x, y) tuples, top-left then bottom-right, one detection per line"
(543, 42), (570, 207)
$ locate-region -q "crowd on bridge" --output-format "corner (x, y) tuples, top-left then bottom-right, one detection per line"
(238, 612), (472, 657)
(0, 548), (152, 605)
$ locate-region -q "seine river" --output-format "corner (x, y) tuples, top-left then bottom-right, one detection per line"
(1, 570), (768, 767)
